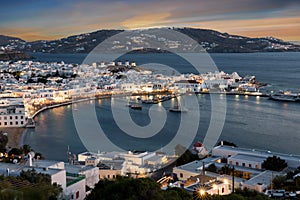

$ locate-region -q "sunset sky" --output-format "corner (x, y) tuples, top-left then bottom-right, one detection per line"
(1, 0), (300, 42)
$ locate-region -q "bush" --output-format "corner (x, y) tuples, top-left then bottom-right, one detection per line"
(262, 156), (287, 171)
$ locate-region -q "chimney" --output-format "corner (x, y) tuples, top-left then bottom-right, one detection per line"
(29, 153), (33, 166)
(131, 62), (136, 67)
(28, 152), (35, 167)
(100, 62), (105, 67)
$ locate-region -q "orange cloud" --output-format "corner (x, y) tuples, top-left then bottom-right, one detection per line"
(191, 17), (300, 41)
(122, 13), (171, 29)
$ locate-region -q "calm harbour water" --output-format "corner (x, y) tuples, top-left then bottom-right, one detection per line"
(25, 52), (300, 161)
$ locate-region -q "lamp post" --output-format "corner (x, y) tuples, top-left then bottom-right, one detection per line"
(224, 164), (235, 193)
(231, 165), (235, 193)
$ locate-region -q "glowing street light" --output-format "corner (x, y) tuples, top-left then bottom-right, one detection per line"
(199, 189), (205, 196)
(223, 179), (229, 185)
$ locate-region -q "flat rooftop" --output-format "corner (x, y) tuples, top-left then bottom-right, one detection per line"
(229, 153), (266, 162)
(213, 145), (300, 160)
(213, 145), (300, 169)
(174, 160), (203, 173)
(65, 164), (97, 174)
(0, 162), (64, 176)
(244, 170), (284, 186)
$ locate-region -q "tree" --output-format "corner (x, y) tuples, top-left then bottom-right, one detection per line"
(262, 156), (287, 171)
(8, 147), (22, 156)
(206, 164), (217, 173)
(20, 169), (51, 184)
(22, 144), (32, 154)
(0, 132), (8, 153)
(86, 176), (192, 200)
(219, 165), (231, 175)
(272, 175), (286, 189)
(165, 187), (192, 200)
(175, 144), (198, 166)
(0, 170), (62, 199)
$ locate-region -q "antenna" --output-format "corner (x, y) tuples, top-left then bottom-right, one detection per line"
(67, 145), (72, 164)
(202, 161), (205, 184)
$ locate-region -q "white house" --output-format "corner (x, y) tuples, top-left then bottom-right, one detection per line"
(0, 98), (27, 127)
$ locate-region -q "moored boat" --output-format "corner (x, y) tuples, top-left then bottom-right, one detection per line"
(169, 105), (188, 112)
(129, 103), (142, 110)
(169, 98), (188, 112)
(269, 90), (299, 102)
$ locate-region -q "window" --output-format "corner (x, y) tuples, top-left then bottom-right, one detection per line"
(76, 191), (79, 199)
(4, 116), (7, 120)
(21, 116), (24, 119)
(0, 122), (1, 125)
(236, 162), (239, 166)
(10, 116), (12, 120)
(180, 173), (183, 178)
(15, 121), (18, 125)
(21, 121), (24, 125)
(107, 175), (110, 179)
(15, 116), (18, 119)
(113, 175), (116, 179)
(242, 163), (245, 167)
(4, 122), (7, 125)
(249, 164), (252, 168)
(10, 122), (13, 125)
(222, 188), (224, 193)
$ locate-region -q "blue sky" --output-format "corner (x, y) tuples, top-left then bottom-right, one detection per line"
(1, 0), (299, 41)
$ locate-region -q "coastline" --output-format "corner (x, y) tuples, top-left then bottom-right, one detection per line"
(2, 90), (278, 149)
(0, 127), (25, 149)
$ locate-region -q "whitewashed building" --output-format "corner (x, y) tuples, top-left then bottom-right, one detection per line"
(0, 98), (27, 127)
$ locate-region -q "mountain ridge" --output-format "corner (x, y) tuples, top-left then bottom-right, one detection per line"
(1, 28), (299, 54)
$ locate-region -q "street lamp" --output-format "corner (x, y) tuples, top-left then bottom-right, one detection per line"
(199, 189), (205, 196)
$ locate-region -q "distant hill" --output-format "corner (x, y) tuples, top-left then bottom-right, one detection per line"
(176, 28), (300, 53)
(0, 35), (26, 46)
(0, 28), (299, 54)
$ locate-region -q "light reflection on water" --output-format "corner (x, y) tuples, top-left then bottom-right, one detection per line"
(24, 94), (300, 161)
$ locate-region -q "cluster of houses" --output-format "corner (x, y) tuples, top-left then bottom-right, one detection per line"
(0, 150), (173, 199)
(172, 143), (300, 197)
(0, 60), (262, 128)
(1, 143), (299, 199)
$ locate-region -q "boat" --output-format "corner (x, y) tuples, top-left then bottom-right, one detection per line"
(269, 90), (299, 102)
(26, 118), (35, 128)
(141, 99), (159, 104)
(129, 103), (142, 110)
(127, 99), (142, 110)
(169, 98), (188, 112)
